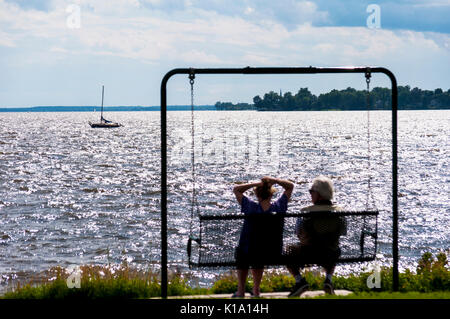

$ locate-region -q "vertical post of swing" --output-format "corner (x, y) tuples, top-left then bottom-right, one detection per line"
(160, 75), (169, 299)
(391, 75), (399, 291)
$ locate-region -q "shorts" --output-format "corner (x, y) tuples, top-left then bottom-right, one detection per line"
(285, 243), (340, 270)
(234, 246), (276, 270)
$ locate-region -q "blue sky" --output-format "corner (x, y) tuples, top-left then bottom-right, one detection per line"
(0, 0), (449, 107)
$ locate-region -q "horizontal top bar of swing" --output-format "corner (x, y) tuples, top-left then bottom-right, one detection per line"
(199, 210), (379, 221)
(163, 66), (395, 77)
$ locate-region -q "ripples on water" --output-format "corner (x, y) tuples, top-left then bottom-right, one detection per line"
(0, 110), (448, 290)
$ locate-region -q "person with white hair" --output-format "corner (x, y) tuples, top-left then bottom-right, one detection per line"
(287, 176), (347, 297)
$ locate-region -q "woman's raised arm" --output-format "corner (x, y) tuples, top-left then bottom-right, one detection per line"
(233, 181), (262, 205)
(262, 177), (294, 201)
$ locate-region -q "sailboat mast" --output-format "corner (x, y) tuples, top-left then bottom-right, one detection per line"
(100, 85), (104, 122)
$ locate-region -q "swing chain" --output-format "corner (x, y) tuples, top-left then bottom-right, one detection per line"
(189, 70), (195, 85)
(189, 70), (197, 201)
(189, 69), (196, 112)
(365, 68), (376, 210)
(365, 68), (371, 85)
(188, 69), (201, 256)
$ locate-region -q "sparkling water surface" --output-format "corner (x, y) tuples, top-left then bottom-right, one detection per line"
(0, 110), (448, 290)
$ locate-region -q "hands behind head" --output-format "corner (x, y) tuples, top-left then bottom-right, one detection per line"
(261, 176), (275, 186)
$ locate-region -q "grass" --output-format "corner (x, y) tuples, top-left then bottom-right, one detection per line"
(314, 291), (450, 299)
(1, 264), (207, 299)
(1, 252), (449, 299)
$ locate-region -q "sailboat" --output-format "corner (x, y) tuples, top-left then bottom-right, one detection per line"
(89, 85), (122, 128)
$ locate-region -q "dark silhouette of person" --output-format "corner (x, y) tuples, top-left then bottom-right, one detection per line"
(232, 176), (294, 298)
(287, 176), (346, 297)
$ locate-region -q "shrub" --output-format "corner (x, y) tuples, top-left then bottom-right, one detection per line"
(2, 251), (448, 298)
(210, 252), (449, 294)
(2, 264), (205, 299)
(210, 271), (251, 294)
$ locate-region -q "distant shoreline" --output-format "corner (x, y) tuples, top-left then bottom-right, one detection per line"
(1, 105), (449, 112)
(0, 105), (216, 112)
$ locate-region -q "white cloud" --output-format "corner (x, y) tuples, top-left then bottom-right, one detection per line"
(0, 30), (16, 47)
(49, 46), (68, 53)
(1, 0), (448, 66)
(412, 0), (450, 8)
(179, 49), (223, 64)
(244, 6), (254, 15)
(0, 0), (449, 103)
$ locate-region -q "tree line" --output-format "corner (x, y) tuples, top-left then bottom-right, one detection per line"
(215, 86), (450, 111)
(215, 102), (256, 110)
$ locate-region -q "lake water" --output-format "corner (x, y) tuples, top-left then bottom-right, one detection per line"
(0, 110), (448, 290)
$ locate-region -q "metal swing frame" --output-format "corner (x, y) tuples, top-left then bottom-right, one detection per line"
(160, 66), (399, 298)
(190, 210), (380, 267)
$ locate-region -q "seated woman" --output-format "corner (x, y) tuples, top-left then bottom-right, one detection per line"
(232, 176), (294, 298)
(287, 175), (347, 297)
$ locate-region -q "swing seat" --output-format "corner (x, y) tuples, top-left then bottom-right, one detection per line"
(187, 210), (378, 268)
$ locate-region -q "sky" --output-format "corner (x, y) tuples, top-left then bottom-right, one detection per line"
(0, 0), (449, 107)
